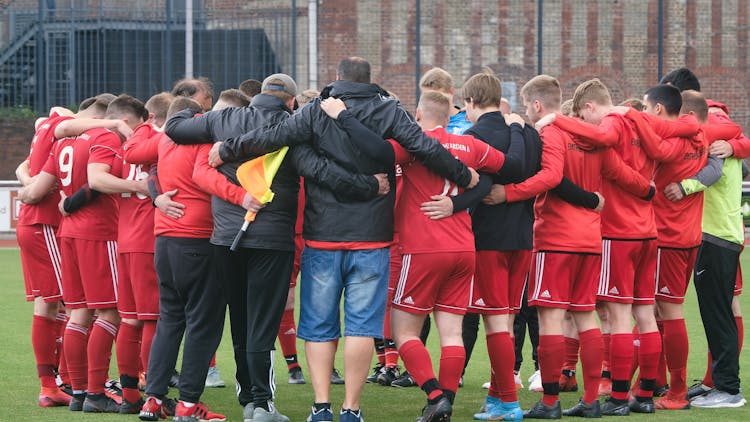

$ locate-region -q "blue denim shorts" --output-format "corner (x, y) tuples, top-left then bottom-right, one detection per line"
(297, 246), (390, 342)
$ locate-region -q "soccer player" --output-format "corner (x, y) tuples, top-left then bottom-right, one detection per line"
(616, 85), (710, 410)
(15, 100), (93, 408)
(320, 90), (514, 421)
(171, 77), (214, 111)
(165, 73), (387, 422)
(542, 78), (698, 415)
(19, 95), (149, 413)
(210, 57), (478, 422)
(239, 78), (262, 99)
(419, 67), (473, 134)
(125, 97), (236, 422)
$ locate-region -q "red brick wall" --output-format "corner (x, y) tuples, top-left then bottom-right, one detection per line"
(0, 118), (34, 179)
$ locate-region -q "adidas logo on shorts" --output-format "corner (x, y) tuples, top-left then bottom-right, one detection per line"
(403, 296), (415, 305)
(540, 290), (551, 299)
(474, 298), (486, 306)
(284, 328), (296, 335)
(660, 286), (671, 294)
(609, 287), (620, 295)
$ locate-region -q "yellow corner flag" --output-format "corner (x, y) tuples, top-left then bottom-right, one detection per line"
(230, 146), (289, 250)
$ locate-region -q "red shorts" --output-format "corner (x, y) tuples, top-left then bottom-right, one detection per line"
(388, 243), (403, 297)
(17, 224), (63, 302)
(598, 239), (657, 304)
(290, 234), (304, 288)
(392, 251), (474, 315)
(468, 250), (530, 315)
(528, 251), (601, 311)
(655, 247), (699, 304)
(60, 237), (118, 309)
(117, 252), (159, 320)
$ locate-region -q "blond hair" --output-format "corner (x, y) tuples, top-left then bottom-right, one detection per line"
(420, 67), (454, 94)
(418, 91), (451, 124)
(560, 99), (575, 117)
(521, 75), (561, 111)
(680, 90), (708, 123)
(571, 78), (612, 113)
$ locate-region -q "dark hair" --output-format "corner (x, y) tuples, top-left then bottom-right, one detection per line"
(106, 94), (148, 122)
(660, 67), (701, 92)
(166, 97), (203, 118)
(644, 84), (682, 116)
(82, 93), (117, 117)
(171, 77), (214, 99)
(337, 57), (371, 83)
(79, 96), (96, 110)
(239, 79), (262, 97)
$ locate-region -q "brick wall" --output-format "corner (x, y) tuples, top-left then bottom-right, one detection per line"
(0, 118), (34, 179)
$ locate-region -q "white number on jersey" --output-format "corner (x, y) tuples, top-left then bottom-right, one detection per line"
(439, 178), (459, 197)
(122, 164), (149, 200)
(58, 145), (74, 187)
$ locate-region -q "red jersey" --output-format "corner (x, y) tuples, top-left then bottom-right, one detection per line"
(554, 114), (658, 239)
(124, 129), (243, 239)
(626, 110), (709, 248)
(508, 125), (652, 254)
(18, 113), (72, 227)
(42, 128), (121, 241)
(118, 124), (157, 253)
(392, 127), (505, 254)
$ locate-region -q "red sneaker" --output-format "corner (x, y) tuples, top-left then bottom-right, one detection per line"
(139, 396), (167, 421)
(654, 393), (690, 410)
(38, 386), (71, 407)
(174, 401), (226, 422)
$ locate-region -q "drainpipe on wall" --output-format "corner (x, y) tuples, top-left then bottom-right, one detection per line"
(308, 0), (318, 90)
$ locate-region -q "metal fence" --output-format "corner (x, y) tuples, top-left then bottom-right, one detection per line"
(0, 2), (297, 112)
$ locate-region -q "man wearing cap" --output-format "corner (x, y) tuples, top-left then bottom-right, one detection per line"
(165, 74), (386, 422)
(204, 58), (478, 422)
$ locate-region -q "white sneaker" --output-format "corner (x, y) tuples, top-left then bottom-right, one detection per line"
(482, 381), (490, 389)
(691, 388), (747, 408)
(528, 369), (542, 392)
(205, 365), (226, 388)
(514, 371), (524, 389)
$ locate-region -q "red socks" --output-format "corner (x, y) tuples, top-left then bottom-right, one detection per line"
(487, 332), (517, 402)
(737, 315), (744, 353)
(384, 340), (399, 368)
(87, 319), (118, 394)
(277, 309), (299, 369)
(563, 336), (579, 371)
(609, 333), (633, 400)
(116, 322), (142, 403)
(32, 315), (59, 388)
(64, 322), (89, 391)
(661, 318), (688, 396)
(209, 354), (217, 367)
(601, 333), (611, 376)
(538, 335), (565, 406)
(141, 321), (157, 373)
(438, 345), (465, 395)
(578, 329), (604, 404)
(636, 331), (661, 398)
(398, 339), (435, 387)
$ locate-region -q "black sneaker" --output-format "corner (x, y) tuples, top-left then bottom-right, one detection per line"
(163, 397), (177, 416)
(392, 371), (418, 387)
(686, 381), (712, 400)
(69, 392), (86, 411)
(367, 363), (384, 383)
(120, 397), (145, 414)
(377, 366), (400, 386)
(169, 370), (180, 388)
(416, 397), (452, 422)
(628, 397), (655, 414)
(562, 398), (601, 418)
(524, 400), (562, 419)
(288, 366), (306, 384)
(600, 398), (630, 416)
(654, 384), (669, 397)
(82, 392), (120, 413)
(331, 368), (345, 385)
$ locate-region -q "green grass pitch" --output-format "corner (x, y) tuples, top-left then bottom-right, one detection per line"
(1, 247), (749, 421)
